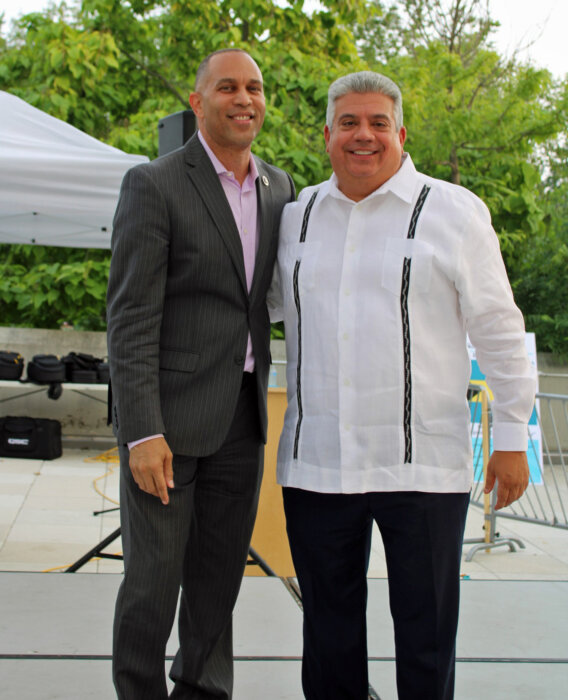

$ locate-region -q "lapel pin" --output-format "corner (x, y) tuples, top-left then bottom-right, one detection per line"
(262, 175), (269, 187)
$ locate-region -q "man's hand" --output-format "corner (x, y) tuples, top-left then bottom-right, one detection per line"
(129, 437), (174, 505)
(484, 450), (529, 510)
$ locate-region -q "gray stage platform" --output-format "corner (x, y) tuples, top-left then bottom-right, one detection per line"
(0, 573), (566, 699)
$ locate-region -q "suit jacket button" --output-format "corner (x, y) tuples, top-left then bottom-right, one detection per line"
(234, 355), (245, 366)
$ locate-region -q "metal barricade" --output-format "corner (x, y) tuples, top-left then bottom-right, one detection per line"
(466, 390), (568, 560)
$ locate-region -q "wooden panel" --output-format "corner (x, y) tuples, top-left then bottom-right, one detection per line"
(246, 388), (295, 577)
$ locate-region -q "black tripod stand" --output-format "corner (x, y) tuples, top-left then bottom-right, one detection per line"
(65, 523), (123, 572)
(66, 517), (276, 576)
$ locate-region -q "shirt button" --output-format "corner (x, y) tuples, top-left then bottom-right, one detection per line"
(344, 424), (351, 431)
(345, 289), (351, 296)
(344, 379), (351, 386)
(342, 332), (349, 340)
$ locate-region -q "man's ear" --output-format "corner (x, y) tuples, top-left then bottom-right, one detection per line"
(189, 92), (201, 117)
(324, 124), (331, 154)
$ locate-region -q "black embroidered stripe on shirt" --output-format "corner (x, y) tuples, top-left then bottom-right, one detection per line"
(400, 184), (431, 464)
(400, 257), (413, 463)
(293, 190), (318, 459)
(292, 260), (303, 459)
(407, 184), (430, 241)
(299, 190), (317, 243)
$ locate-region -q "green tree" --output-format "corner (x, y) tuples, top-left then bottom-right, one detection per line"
(511, 137), (568, 358)
(356, 0), (568, 355)
(1, 0), (368, 176)
(2, 0), (567, 356)
(0, 0), (366, 331)
(0, 243), (110, 330)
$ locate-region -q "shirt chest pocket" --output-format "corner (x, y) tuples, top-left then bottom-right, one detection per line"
(381, 238), (434, 296)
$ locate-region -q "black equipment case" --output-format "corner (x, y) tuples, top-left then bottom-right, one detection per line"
(0, 351), (24, 380)
(0, 416), (62, 460)
(27, 354), (66, 384)
(62, 352), (108, 383)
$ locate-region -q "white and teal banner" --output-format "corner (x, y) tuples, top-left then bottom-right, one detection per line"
(468, 333), (542, 484)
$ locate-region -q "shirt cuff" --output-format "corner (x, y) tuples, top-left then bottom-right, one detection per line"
(492, 422), (528, 452)
(128, 434), (164, 450)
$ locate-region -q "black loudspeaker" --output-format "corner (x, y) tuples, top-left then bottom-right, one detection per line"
(158, 109), (197, 156)
(0, 416), (62, 460)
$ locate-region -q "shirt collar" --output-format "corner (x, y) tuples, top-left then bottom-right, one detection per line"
(326, 153), (417, 205)
(198, 130), (259, 185)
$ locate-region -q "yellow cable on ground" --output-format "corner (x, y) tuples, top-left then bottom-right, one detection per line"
(84, 446), (120, 463)
(38, 447), (123, 573)
(92, 463), (120, 506)
(41, 554), (123, 573)
(84, 446), (120, 506)
(42, 561), (99, 573)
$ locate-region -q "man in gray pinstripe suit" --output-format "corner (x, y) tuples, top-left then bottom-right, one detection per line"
(106, 49), (295, 699)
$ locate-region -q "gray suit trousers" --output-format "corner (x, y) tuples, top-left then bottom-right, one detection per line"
(113, 374), (263, 699)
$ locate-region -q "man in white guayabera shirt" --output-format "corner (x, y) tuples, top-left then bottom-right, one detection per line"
(269, 71), (535, 700)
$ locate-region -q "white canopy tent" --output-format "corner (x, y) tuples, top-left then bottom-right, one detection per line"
(0, 91), (149, 249)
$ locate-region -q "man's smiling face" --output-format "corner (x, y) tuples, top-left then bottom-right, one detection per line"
(189, 51), (266, 153)
(324, 91), (406, 202)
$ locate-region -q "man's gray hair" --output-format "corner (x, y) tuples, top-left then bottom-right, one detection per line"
(326, 71), (403, 131)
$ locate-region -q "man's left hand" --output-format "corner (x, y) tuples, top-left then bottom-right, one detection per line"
(484, 450), (529, 510)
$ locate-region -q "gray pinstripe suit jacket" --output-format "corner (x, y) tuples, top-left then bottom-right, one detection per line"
(107, 134), (295, 457)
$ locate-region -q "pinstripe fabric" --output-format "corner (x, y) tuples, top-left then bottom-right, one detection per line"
(107, 135), (294, 699)
(114, 377), (263, 699)
(107, 134), (295, 456)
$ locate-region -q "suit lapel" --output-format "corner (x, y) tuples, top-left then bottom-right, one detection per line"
(184, 136), (248, 295)
(250, 158), (274, 301)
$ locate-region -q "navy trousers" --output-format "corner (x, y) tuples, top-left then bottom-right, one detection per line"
(283, 488), (470, 700)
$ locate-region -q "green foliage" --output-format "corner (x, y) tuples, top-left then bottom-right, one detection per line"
(271, 321), (285, 340)
(512, 235), (568, 359)
(1, 0), (365, 164)
(358, 0), (568, 355)
(0, 0), (365, 331)
(0, 244), (110, 330)
(511, 135), (568, 359)
(1, 0), (568, 356)
(1, 5), (123, 138)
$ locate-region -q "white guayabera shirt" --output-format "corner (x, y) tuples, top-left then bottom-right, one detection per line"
(269, 154), (536, 495)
